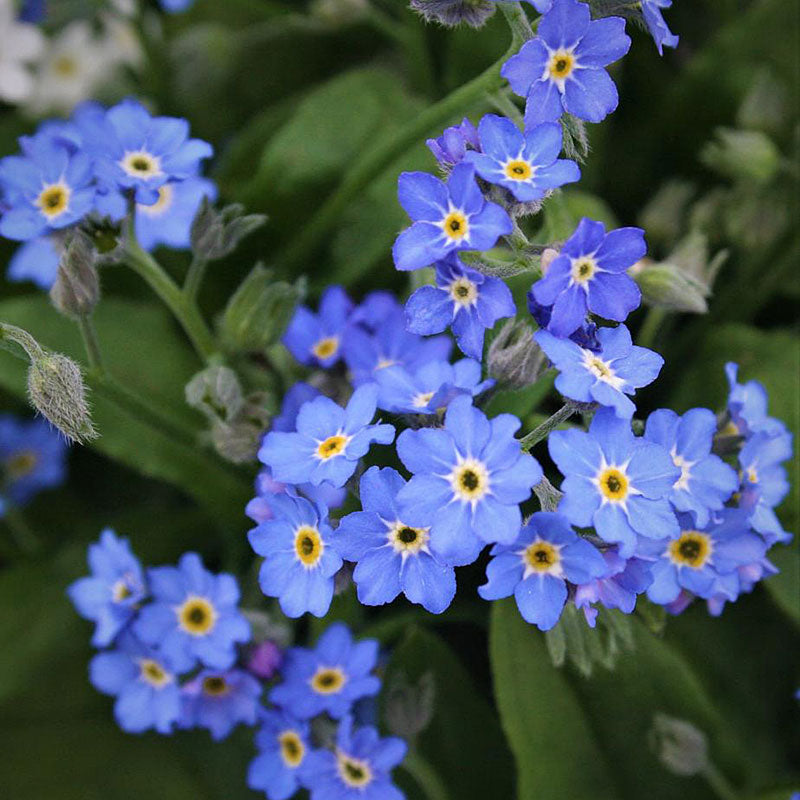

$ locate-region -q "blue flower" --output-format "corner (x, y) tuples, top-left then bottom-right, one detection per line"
(89, 632), (182, 734)
(641, 0), (679, 55)
(133, 552), (251, 672)
(464, 115), (580, 202)
(549, 408), (680, 556)
(0, 415), (68, 506)
(644, 407), (739, 527)
(19, 0), (47, 22)
(536, 324), (663, 419)
(283, 286), (353, 368)
(77, 98), (212, 204)
(259, 384), (395, 488)
(179, 668), (261, 741)
(160, 0), (196, 11)
(405, 254), (516, 360)
(392, 162), (513, 272)
(737, 431), (793, 544)
(530, 217), (645, 338)
(426, 118), (481, 168)
(724, 362), (788, 438)
(299, 716), (406, 800)
(501, 0), (631, 125)
(573, 549), (653, 626)
(135, 177), (217, 251)
(396, 395), (543, 565)
(248, 494), (343, 618)
(6, 235), (61, 288)
(374, 357), (493, 415)
(527, 289), (599, 350)
(342, 307), (451, 386)
(269, 623), (380, 720)
(248, 710), (311, 800)
(0, 140), (94, 241)
(272, 382), (322, 433)
(479, 511), (607, 630)
(349, 291), (403, 331)
(642, 510), (768, 604)
(705, 555), (778, 617)
(67, 528), (147, 647)
(336, 467), (458, 613)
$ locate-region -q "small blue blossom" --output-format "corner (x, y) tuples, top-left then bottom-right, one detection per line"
(248, 710), (311, 800)
(527, 290), (599, 350)
(642, 0), (679, 55)
(393, 162), (513, 272)
(259, 384), (395, 488)
(549, 408), (680, 557)
(133, 552), (251, 672)
(76, 98), (213, 204)
(530, 217), (645, 338)
(179, 668), (261, 741)
(573, 549), (653, 626)
(67, 528), (147, 647)
(272, 382), (322, 433)
(283, 286), (353, 368)
(6, 235), (60, 288)
(0, 414), (68, 506)
(269, 623), (380, 720)
(0, 139), (94, 241)
(299, 716), (406, 800)
(349, 291), (403, 331)
(336, 467), (458, 613)
(724, 362), (788, 438)
(396, 395), (543, 565)
(501, 0), (631, 126)
(342, 307), (451, 386)
(160, 0), (196, 11)
(19, 0), (47, 22)
(405, 254), (515, 360)
(426, 117), (481, 168)
(464, 115), (580, 202)
(89, 632), (182, 735)
(374, 357), (493, 415)
(644, 407), (739, 527)
(642, 510), (767, 604)
(536, 324), (663, 419)
(705, 555), (778, 617)
(479, 511), (607, 630)
(248, 494), (343, 619)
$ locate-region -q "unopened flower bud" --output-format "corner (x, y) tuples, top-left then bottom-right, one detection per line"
(487, 319), (547, 389)
(409, 0), (496, 29)
(50, 229), (100, 318)
(385, 671), (436, 739)
(185, 365), (244, 423)
(209, 390), (272, 464)
(700, 127), (781, 185)
(219, 264), (303, 353)
(246, 640), (283, 680)
(540, 247), (559, 276)
(27, 352), (97, 443)
(649, 713), (709, 777)
(190, 198), (267, 262)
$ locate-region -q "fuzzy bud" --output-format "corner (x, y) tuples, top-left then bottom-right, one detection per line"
(700, 127), (781, 185)
(649, 714), (709, 777)
(185, 365), (244, 423)
(190, 198), (267, 262)
(209, 390), (271, 465)
(385, 672), (436, 739)
(409, 0), (496, 28)
(487, 319), (547, 389)
(49, 230), (100, 318)
(246, 640), (283, 680)
(27, 352), (97, 443)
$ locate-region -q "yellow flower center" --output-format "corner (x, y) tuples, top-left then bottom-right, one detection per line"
(549, 50), (575, 80)
(449, 459), (490, 503)
(121, 150), (162, 179)
(53, 56), (78, 77)
(337, 752), (373, 788)
(111, 578), (133, 603)
(202, 675), (231, 696)
(669, 531), (712, 569)
(279, 731), (305, 768)
(5, 449), (38, 479)
(389, 522), (429, 555)
(598, 467), (629, 502)
(138, 184), (174, 217)
(139, 658), (171, 688)
(746, 467), (758, 484)
(449, 277), (478, 306)
(312, 336), (339, 360)
(36, 183), (71, 218)
(294, 525), (324, 567)
(571, 256), (597, 285)
(412, 391), (435, 409)
(442, 209), (469, 241)
(523, 540), (560, 573)
(316, 433), (349, 460)
(177, 596), (217, 636)
(504, 159), (533, 181)
(311, 666), (347, 695)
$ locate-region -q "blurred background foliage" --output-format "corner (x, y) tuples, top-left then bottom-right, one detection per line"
(0, 0), (797, 798)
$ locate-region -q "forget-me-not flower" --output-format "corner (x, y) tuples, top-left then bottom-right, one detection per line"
(283, 286), (353, 368)
(248, 710), (311, 800)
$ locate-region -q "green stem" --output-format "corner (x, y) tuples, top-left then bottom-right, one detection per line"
(277, 16), (529, 272)
(637, 307), (666, 350)
(402, 749), (450, 800)
(519, 402), (577, 451)
(123, 220), (217, 362)
(702, 763), (739, 800)
(77, 316), (105, 374)
(183, 253), (209, 301)
(488, 89), (524, 126)
(2, 505), (41, 556)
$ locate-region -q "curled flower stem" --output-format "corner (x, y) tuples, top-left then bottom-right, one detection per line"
(402, 748), (451, 800)
(519, 402), (578, 452)
(278, 10), (531, 272)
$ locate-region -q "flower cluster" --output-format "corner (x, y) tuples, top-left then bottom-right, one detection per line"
(0, 98), (215, 288)
(68, 533), (405, 799)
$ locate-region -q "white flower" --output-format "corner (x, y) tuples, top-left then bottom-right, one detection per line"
(0, 0), (45, 104)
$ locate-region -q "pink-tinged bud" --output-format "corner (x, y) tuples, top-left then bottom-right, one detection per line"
(540, 247), (559, 276)
(247, 640), (283, 680)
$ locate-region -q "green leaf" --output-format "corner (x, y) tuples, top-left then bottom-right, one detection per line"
(489, 599), (619, 800)
(384, 625), (514, 800)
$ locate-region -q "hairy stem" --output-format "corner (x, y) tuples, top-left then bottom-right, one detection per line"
(519, 402), (578, 451)
(77, 316), (105, 375)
